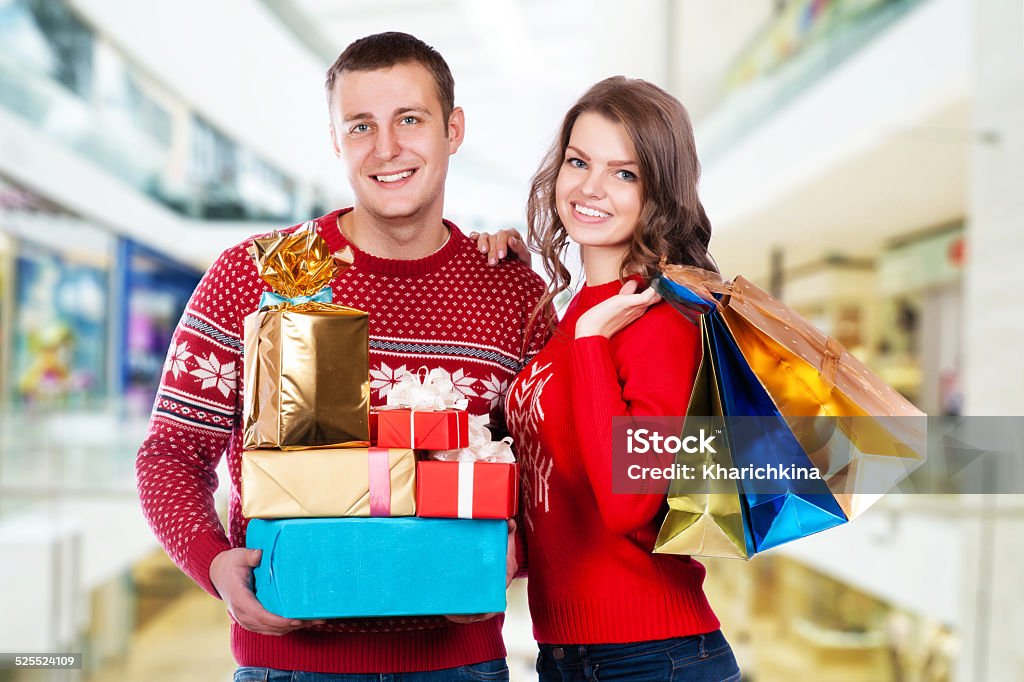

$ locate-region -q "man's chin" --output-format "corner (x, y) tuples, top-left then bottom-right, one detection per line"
(359, 199), (425, 223)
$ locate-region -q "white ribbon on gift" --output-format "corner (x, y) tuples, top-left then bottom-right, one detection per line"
(431, 414), (515, 464)
(457, 461), (475, 519)
(386, 367), (469, 411)
(383, 367), (469, 446)
(437, 416), (514, 518)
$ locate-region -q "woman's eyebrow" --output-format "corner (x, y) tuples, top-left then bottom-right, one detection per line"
(565, 145), (590, 160)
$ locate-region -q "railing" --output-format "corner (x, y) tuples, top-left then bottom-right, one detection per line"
(698, 0), (931, 162)
(0, 0), (308, 224)
(0, 403), (148, 520)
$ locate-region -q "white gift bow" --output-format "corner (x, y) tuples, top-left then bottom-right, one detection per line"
(431, 414), (515, 463)
(386, 367), (470, 412)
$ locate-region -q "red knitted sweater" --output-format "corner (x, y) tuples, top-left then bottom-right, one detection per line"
(506, 279), (721, 644)
(135, 208), (547, 673)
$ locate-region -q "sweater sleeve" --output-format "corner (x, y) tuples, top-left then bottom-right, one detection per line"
(135, 247), (249, 597)
(569, 303), (700, 535)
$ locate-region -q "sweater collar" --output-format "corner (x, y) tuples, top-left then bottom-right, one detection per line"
(575, 274), (646, 309)
(315, 207), (464, 277)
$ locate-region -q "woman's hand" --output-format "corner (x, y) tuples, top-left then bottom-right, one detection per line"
(575, 280), (661, 339)
(469, 229), (531, 266)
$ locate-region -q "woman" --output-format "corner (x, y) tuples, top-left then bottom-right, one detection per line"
(478, 77), (741, 681)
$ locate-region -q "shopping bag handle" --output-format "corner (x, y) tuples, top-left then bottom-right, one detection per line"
(659, 259), (844, 386)
(658, 260), (726, 309)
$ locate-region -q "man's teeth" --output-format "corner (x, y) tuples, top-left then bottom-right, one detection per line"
(574, 204), (610, 218)
(375, 170), (414, 183)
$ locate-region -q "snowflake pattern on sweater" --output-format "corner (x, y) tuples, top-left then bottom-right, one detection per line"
(505, 360), (554, 531)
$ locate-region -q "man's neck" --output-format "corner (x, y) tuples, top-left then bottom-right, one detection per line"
(340, 207), (449, 260)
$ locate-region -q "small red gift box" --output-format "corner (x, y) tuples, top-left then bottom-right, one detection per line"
(416, 461), (518, 519)
(376, 409), (469, 450)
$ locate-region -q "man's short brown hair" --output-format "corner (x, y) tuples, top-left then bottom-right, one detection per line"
(325, 32), (455, 122)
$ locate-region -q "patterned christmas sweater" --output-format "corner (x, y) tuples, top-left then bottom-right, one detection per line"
(506, 279), (720, 645)
(135, 208), (548, 674)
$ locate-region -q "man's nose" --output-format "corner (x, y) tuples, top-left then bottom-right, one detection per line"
(374, 127), (400, 160)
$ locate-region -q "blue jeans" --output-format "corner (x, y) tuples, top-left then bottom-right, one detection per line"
(536, 630), (740, 681)
(232, 659), (508, 682)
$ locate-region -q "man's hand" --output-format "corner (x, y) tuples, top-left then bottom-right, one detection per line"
(469, 229), (532, 266)
(505, 518), (518, 587)
(444, 520), (517, 625)
(209, 548), (325, 636)
(444, 612), (499, 624)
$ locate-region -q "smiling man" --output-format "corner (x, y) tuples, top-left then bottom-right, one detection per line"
(135, 33), (547, 681)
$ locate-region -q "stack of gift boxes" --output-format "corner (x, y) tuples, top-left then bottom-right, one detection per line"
(239, 227), (517, 620)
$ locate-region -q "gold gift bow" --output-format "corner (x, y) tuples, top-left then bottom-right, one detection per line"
(248, 223), (331, 299)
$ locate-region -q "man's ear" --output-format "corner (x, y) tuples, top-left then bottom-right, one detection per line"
(447, 106), (465, 154)
(328, 123), (342, 158)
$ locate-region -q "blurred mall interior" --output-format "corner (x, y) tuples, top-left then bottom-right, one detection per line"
(1, 0), (1023, 680)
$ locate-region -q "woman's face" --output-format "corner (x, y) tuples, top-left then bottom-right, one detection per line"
(555, 111), (643, 252)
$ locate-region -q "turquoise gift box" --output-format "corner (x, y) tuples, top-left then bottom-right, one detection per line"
(246, 517), (508, 619)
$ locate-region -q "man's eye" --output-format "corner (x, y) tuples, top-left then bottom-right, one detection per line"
(400, 116), (419, 125)
(566, 157), (587, 169)
(350, 123), (370, 134)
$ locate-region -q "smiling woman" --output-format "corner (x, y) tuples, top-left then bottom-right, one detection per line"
(504, 77), (742, 681)
(555, 112), (644, 271)
(527, 76), (717, 321)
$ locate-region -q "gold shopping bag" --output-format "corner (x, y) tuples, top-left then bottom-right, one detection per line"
(654, 317), (753, 559)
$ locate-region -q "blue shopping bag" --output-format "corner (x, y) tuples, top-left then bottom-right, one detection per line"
(705, 310), (848, 552)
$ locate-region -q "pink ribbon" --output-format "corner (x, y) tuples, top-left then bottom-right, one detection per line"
(368, 447), (392, 517)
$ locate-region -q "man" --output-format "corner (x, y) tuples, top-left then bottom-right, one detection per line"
(136, 32), (546, 680)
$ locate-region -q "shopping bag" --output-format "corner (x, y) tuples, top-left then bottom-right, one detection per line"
(705, 309), (848, 552)
(659, 265), (925, 521)
(654, 316), (754, 559)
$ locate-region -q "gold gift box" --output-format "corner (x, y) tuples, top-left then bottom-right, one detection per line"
(242, 447), (416, 518)
(242, 304), (370, 450)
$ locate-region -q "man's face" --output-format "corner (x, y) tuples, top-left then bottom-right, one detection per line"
(329, 62), (464, 224)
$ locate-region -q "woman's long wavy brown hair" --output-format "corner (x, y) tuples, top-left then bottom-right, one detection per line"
(527, 76), (717, 336)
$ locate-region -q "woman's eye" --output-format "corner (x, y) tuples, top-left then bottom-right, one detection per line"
(616, 170), (638, 182)
(566, 157), (587, 169)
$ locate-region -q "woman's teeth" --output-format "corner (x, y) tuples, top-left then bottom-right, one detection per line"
(574, 204), (610, 218)
(375, 170), (414, 183)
